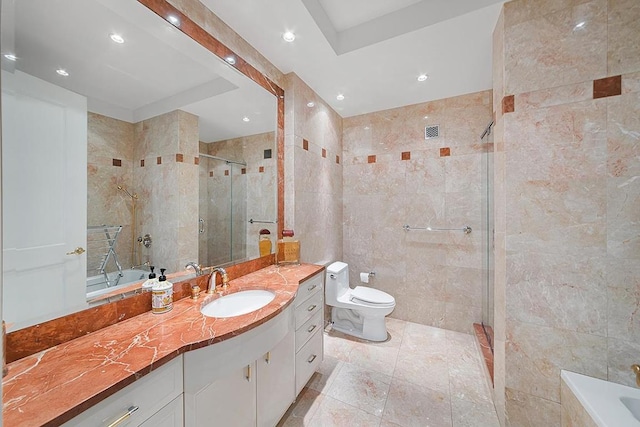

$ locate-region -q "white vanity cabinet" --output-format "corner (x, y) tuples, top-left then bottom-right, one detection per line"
(183, 306), (295, 427)
(293, 271), (324, 395)
(257, 328), (296, 427)
(62, 355), (184, 427)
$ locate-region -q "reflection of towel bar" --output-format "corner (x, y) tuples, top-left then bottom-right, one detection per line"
(402, 224), (472, 234)
(249, 219), (277, 224)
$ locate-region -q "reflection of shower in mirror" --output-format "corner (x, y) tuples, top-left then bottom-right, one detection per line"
(117, 185), (140, 267)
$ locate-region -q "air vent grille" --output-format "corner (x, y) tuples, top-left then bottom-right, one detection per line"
(425, 125), (440, 139)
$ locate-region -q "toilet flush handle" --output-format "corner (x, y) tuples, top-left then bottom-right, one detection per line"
(329, 274), (336, 279)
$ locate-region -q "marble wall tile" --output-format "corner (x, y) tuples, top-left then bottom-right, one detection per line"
(607, 337), (640, 387)
(560, 378), (598, 427)
(87, 113), (135, 270)
(503, 0), (594, 28)
(505, 322), (607, 402)
(284, 74), (343, 265)
(622, 71), (640, 94)
(505, 388), (560, 427)
(606, 257), (640, 343)
(493, 8), (505, 114)
(607, 177), (640, 261)
(607, 92), (640, 178)
(607, 0), (640, 76)
(504, 0), (607, 95)
(515, 82), (593, 112)
(343, 91), (492, 334)
(506, 251), (607, 335)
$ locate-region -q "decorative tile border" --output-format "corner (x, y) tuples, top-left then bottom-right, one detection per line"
(593, 75), (621, 99)
(368, 155), (377, 163)
(473, 323), (494, 385)
(401, 151), (411, 160)
(112, 159), (122, 167)
(440, 147), (451, 157)
(502, 95), (515, 114)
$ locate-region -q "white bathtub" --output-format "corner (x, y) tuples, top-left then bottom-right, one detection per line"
(86, 269), (148, 300)
(561, 370), (640, 426)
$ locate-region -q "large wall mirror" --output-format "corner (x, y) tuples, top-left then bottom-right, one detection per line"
(1, 0), (283, 330)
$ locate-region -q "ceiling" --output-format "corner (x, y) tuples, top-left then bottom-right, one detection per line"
(1, 0), (276, 142)
(200, 0), (506, 117)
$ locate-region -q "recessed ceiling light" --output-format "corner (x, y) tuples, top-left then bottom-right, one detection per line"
(56, 68), (69, 77)
(167, 15), (180, 26)
(336, 94), (345, 101)
(242, 117), (250, 122)
(282, 31), (296, 42)
(3, 54), (17, 61)
(110, 33), (125, 44)
(574, 21), (586, 30)
(417, 74), (428, 82)
(307, 102), (315, 107)
(225, 56), (236, 65)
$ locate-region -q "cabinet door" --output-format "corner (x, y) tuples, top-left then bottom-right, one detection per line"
(188, 362), (256, 427)
(257, 330), (295, 427)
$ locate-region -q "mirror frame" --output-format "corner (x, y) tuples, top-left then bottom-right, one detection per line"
(139, 0), (284, 240)
(5, 0), (285, 361)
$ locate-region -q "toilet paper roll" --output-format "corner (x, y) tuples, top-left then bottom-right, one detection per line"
(360, 272), (369, 283)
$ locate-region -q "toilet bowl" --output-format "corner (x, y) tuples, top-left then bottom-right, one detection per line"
(325, 261), (396, 342)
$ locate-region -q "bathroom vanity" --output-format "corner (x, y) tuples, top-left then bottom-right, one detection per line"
(2, 264), (324, 427)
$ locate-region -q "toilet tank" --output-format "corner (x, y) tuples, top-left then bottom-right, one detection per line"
(326, 261), (350, 303)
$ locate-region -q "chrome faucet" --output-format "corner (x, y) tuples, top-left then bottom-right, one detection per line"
(207, 267), (229, 294)
(185, 262), (202, 276)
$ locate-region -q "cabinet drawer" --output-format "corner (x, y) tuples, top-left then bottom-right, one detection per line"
(63, 356), (183, 427)
(296, 311), (322, 352)
(295, 330), (323, 395)
(294, 272), (323, 307)
(295, 291), (323, 329)
(140, 395), (183, 427)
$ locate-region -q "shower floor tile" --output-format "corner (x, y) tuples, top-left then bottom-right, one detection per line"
(278, 318), (500, 427)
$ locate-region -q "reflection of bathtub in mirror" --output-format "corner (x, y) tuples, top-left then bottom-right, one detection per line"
(86, 269), (148, 302)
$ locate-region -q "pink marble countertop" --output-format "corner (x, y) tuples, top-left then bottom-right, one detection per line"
(2, 263), (324, 427)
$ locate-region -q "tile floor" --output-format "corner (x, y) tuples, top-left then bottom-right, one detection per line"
(278, 318), (500, 427)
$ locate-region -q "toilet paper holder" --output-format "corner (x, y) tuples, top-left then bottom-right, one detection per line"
(360, 271), (376, 283)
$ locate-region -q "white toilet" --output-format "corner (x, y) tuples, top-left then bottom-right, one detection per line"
(325, 261), (396, 342)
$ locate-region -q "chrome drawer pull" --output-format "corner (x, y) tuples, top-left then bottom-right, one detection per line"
(265, 351), (271, 364)
(307, 324), (317, 333)
(307, 354), (317, 364)
(308, 283), (317, 291)
(107, 406), (139, 427)
(246, 364), (252, 381)
(307, 304), (317, 312)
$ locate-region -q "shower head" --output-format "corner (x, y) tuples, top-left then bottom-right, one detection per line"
(117, 185), (138, 200)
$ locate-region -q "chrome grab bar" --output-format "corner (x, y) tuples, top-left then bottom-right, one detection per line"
(402, 224), (472, 234)
(249, 219), (277, 224)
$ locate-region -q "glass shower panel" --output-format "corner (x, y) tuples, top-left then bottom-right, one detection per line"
(481, 121), (495, 350)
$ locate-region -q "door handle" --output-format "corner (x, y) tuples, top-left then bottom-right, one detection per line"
(66, 247), (85, 256)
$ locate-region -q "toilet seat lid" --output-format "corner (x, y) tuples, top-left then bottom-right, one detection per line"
(351, 286), (395, 305)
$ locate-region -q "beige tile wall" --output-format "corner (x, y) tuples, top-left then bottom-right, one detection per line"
(133, 110), (199, 273)
(284, 73), (344, 267)
(342, 91), (493, 334)
(87, 113), (135, 271)
(493, 0), (640, 425)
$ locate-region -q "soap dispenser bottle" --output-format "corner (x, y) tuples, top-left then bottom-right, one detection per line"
(151, 268), (173, 314)
(276, 229), (300, 265)
(259, 228), (272, 257)
(142, 266), (158, 289)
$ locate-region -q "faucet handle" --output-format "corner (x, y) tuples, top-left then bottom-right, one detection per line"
(632, 364), (640, 386)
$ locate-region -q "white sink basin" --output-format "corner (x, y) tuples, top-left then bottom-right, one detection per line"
(200, 290), (275, 318)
